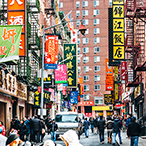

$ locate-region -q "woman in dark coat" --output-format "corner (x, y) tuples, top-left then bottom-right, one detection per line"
(40, 118), (46, 142)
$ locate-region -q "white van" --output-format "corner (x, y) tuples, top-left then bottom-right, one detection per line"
(55, 112), (78, 137)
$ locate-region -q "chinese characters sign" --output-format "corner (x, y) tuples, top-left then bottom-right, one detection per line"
(64, 44), (77, 88)
(121, 61), (128, 84)
(113, 0), (124, 60)
(105, 59), (114, 91)
(104, 94), (113, 105)
(55, 64), (67, 84)
(114, 66), (119, 101)
(45, 36), (58, 69)
(0, 25), (22, 63)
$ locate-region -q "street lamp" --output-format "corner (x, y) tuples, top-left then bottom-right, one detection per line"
(40, 20), (87, 118)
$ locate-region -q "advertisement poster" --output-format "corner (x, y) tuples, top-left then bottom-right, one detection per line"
(70, 91), (78, 104)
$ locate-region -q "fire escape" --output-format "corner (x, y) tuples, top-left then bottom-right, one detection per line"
(125, 0), (146, 88)
(0, 0), (7, 25)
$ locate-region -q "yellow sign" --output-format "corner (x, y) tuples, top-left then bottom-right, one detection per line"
(113, 19), (124, 32)
(114, 66), (118, 81)
(115, 83), (119, 100)
(92, 106), (113, 111)
(113, 5), (124, 18)
(113, 32), (124, 45)
(113, 46), (124, 59)
(113, 0), (124, 5)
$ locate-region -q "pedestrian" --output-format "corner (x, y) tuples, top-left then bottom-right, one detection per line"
(10, 119), (15, 130)
(127, 117), (141, 146)
(32, 115), (41, 143)
(14, 115), (20, 130)
(45, 115), (52, 134)
(0, 121), (6, 136)
(29, 116), (34, 142)
(97, 116), (106, 144)
(23, 117), (30, 140)
(78, 117), (83, 139)
(90, 117), (94, 133)
(50, 119), (58, 142)
(112, 116), (122, 145)
(40, 118), (46, 142)
(6, 134), (31, 146)
(18, 119), (28, 141)
(126, 114), (131, 128)
(83, 118), (90, 138)
(106, 116), (113, 144)
(93, 116), (98, 134)
(0, 127), (7, 146)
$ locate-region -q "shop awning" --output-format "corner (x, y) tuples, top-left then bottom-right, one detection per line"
(114, 104), (123, 108)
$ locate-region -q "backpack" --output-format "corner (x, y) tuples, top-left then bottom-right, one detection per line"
(107, 121), (113, 129)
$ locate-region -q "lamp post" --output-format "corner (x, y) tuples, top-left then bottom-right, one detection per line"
(40, 20), (87, 119)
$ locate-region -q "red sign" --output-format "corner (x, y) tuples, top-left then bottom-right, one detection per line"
(38, 86), (41, 93)
(85, 113), (92, 117)
(45, 36), (58, 64)
(80, 84), (84, 95)
(78, 101), (94, 106)
(121, 61), (127, 82)
(62, 86), (66, 95)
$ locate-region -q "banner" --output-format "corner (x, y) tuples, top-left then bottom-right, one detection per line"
(112, 0), (124, 60)
(80, 84), (84, 95)
(64, 44), (77, 88)
(45, 35), (58, 69)
(121, 61), (127, 84)
(70, 91), (78, 104)
(0, 25), (22, 63)
(104, 94), (113, 104)
(105, 59), (114, 90)
(55, 64), (67, 84)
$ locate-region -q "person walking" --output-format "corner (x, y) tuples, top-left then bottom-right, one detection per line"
(0, 121), (6, 136)
(97, 116), (106, 144)
(23, 117), (30, 140)
(126, 114), (131, 128)
(0, 127), (7, 146)
(29, 116), (34, 142)
(13, 116), (20, 130)
(40, 118), (46, 142)
(45, 115), (52, 134)
(112, 116), (122, 145)
(10, 119), (15, 130)
(93, 116), (98, 134)
(83, 118), (90, 138)
(127, 117), (141, 146)
(106, 116), (113, 144)
(32, 115), (41, 143)
(50, 119), (58, 142)
(90, 117), (94, 133)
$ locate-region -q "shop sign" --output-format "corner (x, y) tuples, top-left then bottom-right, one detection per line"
(55, 64), (67, 84)
(80, 84), (84, 95)
(57, 84), (63, 91)
(28, 91), (34, 105)
(85, 113), (92, 117)
(105, 59), (114, 91)
(38, 75), (52, 85)
(78, 101), (94, 106)
(17, 81), (27, 100)
(115, 83), (119, 101)
(62, 86), (66, 96)
(134, 83), (143, 99)
(104, 94), (113, 104)
(92, 106), (113, 111)
(64, 44), (77, 88)
(121, 61), (127, 83)
(70, 91), (78, 104)
(112, 0), (124, 60)
(45, 35), (58, 69)
(8, 0), (25, 10)
(78, 78), (83, 84)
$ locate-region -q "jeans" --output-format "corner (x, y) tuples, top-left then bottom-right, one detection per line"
(107, 131), (112, 139)
(131, 136), (139, 146)
(51, 131), (56, 142)
(112, 132), (122, 144)
(99, 130), (104, 142)
(33, 131), (40, 143)
(84, 129), (89, 137)
(91, 125), (94, 133)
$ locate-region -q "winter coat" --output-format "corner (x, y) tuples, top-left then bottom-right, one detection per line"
(106, 120), (113, 131)
(90, 119), (94, 125)
(127, 121), (141, 137)
(0, 125), (6, 136)
(24, 120), (30, 134)
(18, 123), (28, 136)
(49, 123), (58, 132)
(32, 118), (41, 132)
(93, 118), (98, 127)
(83, 120), (90, 129)
(14, 119), (20, 130)
(10, 120), (15, 130)
(97, 119), (106, 132)
(126, 117), (131, 127)
(45, 118), (52, 125)
(113, 119), (122, 133)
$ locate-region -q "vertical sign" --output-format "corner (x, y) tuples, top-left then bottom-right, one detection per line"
(45, 35), (58, 69)
(121, 61), (127, 84)
(64, 44), (77, 88)
(105, 59), (114, 91)
(7, 0), (25, 56)
(114, 66), (119, 101)
(70, 91), (78, 104)
(113, 0), (124, 60)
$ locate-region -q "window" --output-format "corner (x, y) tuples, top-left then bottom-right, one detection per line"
(84, 94), (89, 100)
(76, 11), (80, 17)
(84, 85), (89, 91)
(94, 56), (100, 63)
(94, 37), (100, 44)
(59, 2), (63, 8)
(83, 19), (88, 25)
(78, 57), (81, 63)
(78, 66), (81, 73)
(83, 38), (89, 44)
(109, 0), (112, 7)
(94, 97), (103, 105)
(83, 47), (89, 53)
(94, 85), (100, 91)
(78, 47), (80, 54)
(83, 1), (88, 7)
(85, 29), (89, 35)
(83, 10), (88, 17)
(83, 56), (89, 63)
(94, 66), (100, 72)
(94, 47), (100, 53)
(83, 66), (89, 73)
(93, 10), (99, 16)
(77, 38), (80, 45)
(76, 1), (80, 8)
(94, 28), (100, 34)
(94, 0), (99, 7)
(95, 75), (100, 81)
(94, 19), (99, 25)
(77, 20), (80, 27)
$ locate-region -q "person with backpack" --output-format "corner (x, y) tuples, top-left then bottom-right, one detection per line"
(126, 114), (131, 128)
(106, 116), (113, 144)
(89, 117), (94, 133)
(83, 118), (90, 138)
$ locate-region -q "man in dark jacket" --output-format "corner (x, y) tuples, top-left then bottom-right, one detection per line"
(97, 116), (106, 144)
(83, 118), (90, 138)
(32, 115), (41, 143)
(45, 115), (52, 134)
(14, 115), (20, 130)
(49, 119), (58, 142)
(112, 116), (122, 145)
(106, 116), (113, 144)
(93, 116), (98, 134)
(126, 114), (131, 128)
(127, 117), (141, 146)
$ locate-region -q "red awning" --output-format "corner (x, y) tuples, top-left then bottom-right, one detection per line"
(114, 104), (123, 108)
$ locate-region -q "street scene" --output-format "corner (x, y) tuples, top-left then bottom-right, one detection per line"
(0, 0), (146, 146)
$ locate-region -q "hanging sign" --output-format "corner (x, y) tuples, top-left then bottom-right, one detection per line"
(104, 94), (113, 104)
(70, 91), (78, 104)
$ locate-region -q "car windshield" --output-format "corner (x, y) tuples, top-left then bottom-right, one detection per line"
(55, 114), (78, 123)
